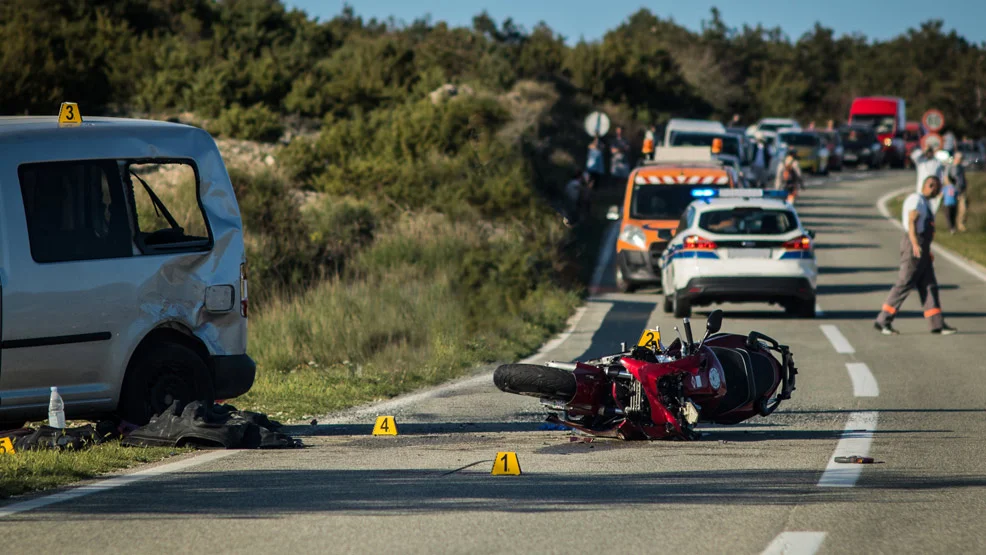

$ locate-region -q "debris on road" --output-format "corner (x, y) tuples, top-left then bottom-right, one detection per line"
(121, 401), (303, 449)
(834, 455), (876, 464)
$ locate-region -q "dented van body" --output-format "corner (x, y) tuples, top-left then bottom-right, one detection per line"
(0, 115), (254, 426)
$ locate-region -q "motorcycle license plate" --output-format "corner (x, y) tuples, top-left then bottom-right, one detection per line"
(727, 248), (771, 259)
(637, 329), (661, 348)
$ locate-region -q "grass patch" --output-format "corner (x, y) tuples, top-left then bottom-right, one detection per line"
(0, 442), (190, 500)
(888, 172), (986, 268)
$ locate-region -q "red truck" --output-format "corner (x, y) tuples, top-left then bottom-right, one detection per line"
(848, 96), (907, 167)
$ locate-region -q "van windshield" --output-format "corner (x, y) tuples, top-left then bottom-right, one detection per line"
(669, 132), (740, 157)
(851, 115), (895, 135)
(630, 184), (727, 220)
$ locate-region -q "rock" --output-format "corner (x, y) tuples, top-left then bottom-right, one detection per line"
(264, 154), (276, 166)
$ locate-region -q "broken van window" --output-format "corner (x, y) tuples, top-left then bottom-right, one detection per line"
(127, 162), (210, 252)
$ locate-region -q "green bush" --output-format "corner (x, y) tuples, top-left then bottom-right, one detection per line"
(214, 103), (284, 142)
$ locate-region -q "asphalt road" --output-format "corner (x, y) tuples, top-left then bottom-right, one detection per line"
(3, 170), (985, 554)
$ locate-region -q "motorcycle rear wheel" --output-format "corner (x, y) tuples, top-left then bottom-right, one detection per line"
(493, 364), (577, 402)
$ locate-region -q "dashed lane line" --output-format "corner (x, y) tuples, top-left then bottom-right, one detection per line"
(820, 324), (854, 354)
(817, 411), (879, 487)
(761, 532), (827, 555)
(846, 362), (879, 397)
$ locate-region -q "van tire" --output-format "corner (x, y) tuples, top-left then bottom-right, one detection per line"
(118, 342), (214, 426)
(615, 267), (637, 293)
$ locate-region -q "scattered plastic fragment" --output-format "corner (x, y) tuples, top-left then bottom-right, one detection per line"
(834, 456), (875, 464)
(538, 423), (571, 431)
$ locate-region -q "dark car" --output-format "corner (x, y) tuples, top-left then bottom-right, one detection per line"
(957, 140), (986, 171)
(838, 124), (884, 169)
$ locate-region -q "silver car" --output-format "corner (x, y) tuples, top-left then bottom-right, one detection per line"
(0, 112), (254, 427)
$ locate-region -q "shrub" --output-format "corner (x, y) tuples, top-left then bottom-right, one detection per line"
(214, 103), (284, 142)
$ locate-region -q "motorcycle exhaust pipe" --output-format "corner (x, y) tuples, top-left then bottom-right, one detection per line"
(545, 361), (578, 370)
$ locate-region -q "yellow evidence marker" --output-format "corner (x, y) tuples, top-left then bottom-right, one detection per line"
(637, 328), (661, 349)
(58, 102), (82, 126)
(0, 436), (15, 455)
(372, 415), (398, 436)
(491, 452), (521, 475)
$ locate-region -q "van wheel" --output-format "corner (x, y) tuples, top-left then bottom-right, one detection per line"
(616, 267), (637, 293)
(118, 343), (213, 426)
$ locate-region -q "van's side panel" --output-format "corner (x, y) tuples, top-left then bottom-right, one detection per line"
(0, 121), (247, 419)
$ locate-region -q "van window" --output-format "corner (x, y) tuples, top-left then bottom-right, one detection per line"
(18, 160), (133, 263)
(126, 162), (210, 253)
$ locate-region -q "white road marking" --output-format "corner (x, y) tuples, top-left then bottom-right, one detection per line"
(820, 324), (854, 354)
(877, 186), (986, 283)
(814, 303), (824, 317)
(589, 221), (620, 295)
(761, 532), (827, 555)
(817, 411), (879, 487)
(0, 450), (235, 519)
(846, 362), (879, 397)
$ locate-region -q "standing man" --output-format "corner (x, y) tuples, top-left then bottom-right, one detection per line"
(910, 144), (945, 212)
(585, 137), (605, 190)
(609, 126), (630, 184)
(641, 124), (656, 162)
(774, 152), (803, 204)
(874, 176), (957, 335)
(752, 131), (768, 188)
(948, 151), (968, 232)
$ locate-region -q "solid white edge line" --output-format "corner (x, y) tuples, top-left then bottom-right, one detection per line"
(819, 324), (855, 354)
(761, 531), (827, 555)
(590, 221), (621, 295)
(817, 411), (879, 487)
(877, 186), (986, 283)
(0, 450), (235, 519)
(846, 362), (879, 397)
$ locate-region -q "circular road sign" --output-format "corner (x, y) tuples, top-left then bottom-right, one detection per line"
(584, 111), (610, 137)
(921, 132), (942, 152)
(922, 109), (945, 133)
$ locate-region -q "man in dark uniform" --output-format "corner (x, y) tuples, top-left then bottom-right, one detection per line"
(874, 175), (957, 335)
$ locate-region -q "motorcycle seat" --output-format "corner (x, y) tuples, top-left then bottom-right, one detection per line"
(710, 346), (776, 413)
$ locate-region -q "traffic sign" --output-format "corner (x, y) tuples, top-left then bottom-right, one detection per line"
(922, 109), (944, 133)
(584, 111), (610, 137)
(920, 132), (942, 152)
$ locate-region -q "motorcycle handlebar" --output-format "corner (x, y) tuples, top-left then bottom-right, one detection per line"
(683, 318), (694, 349)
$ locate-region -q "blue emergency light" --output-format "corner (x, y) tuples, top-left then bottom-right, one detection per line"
(690, 188), (716, 197)
(690, 188), (789, 200)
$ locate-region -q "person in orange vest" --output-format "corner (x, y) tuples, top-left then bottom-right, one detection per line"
(641, 124), (656, 162)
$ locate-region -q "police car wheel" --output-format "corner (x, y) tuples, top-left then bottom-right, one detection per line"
(663, 295), (673, 314)
(673, 293), (691, 318)
(118, 343), (214, 426)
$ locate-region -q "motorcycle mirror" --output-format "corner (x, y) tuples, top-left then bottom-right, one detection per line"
(706, 310), (723, 334)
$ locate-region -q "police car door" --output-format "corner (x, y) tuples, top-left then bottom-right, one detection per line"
(1, 160), (135, 412)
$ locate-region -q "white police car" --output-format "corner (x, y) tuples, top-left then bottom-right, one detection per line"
(659, 188), (818, 318)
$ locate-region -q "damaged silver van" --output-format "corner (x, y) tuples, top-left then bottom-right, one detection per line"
(0, 108), (255, 427)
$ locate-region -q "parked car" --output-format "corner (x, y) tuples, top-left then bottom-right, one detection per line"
(747, 118), (802, 139)
(777, 130), (827, 175)
(838, 124), (884, 169)
(957, 140), (986, 171)
(902, 121), (925, 167)
(0, 105), (255, 428)
(663, 118), (727, 147)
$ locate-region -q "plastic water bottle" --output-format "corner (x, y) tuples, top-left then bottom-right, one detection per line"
(48, 386), (66, 429)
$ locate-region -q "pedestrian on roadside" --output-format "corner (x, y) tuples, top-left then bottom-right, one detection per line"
(942, 179), (958, 233)
(642, 124), (656, 162)
(774, 152), (803, 204)
(948, 152), (968, 232)
(610, 126), (631, 182)
(874, 175), (957, 336)
(562, 168), (589, 227)
(910, 144), (945, 212)
(752, 131), (768, 188)
(585, 137), (605, 190)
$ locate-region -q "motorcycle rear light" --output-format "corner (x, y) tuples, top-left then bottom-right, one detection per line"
(683, 235), (717, 250)
(782, 236), (812, 250)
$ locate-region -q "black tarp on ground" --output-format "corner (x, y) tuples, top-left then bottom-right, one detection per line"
(120, 401), (303, 449)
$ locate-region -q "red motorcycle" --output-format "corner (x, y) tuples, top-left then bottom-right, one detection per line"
(493, 310), (797, 440)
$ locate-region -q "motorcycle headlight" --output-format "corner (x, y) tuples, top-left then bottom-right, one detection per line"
(619, 224), (647, 250)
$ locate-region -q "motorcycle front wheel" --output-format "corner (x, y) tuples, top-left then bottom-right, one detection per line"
(493, 364), (577, 402)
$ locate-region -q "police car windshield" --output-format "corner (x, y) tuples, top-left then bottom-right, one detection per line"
(669, 132), (740, 157)
(630, 184), (726, 220)
(698, 207), (798, 235)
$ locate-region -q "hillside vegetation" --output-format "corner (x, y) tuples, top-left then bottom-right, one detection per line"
(3, 1), (986, 418)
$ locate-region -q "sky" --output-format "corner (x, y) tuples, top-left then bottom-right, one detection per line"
(284, 0), (986, 45)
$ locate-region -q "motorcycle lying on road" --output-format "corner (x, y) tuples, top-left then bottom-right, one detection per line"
(493, 310), (798, 440)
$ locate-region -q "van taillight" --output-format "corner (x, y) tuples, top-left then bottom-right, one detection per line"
(240, 262), (248, 318)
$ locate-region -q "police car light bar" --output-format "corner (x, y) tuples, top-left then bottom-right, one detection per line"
(690, 188), (788, 200)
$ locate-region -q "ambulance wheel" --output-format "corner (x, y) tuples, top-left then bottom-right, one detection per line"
(673, 293), (691, 318)
(616, 267), (637, 293)
(663, 295), (673, 313)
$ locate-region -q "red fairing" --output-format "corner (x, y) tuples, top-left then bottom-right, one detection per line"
(564, 362), (609, 416)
